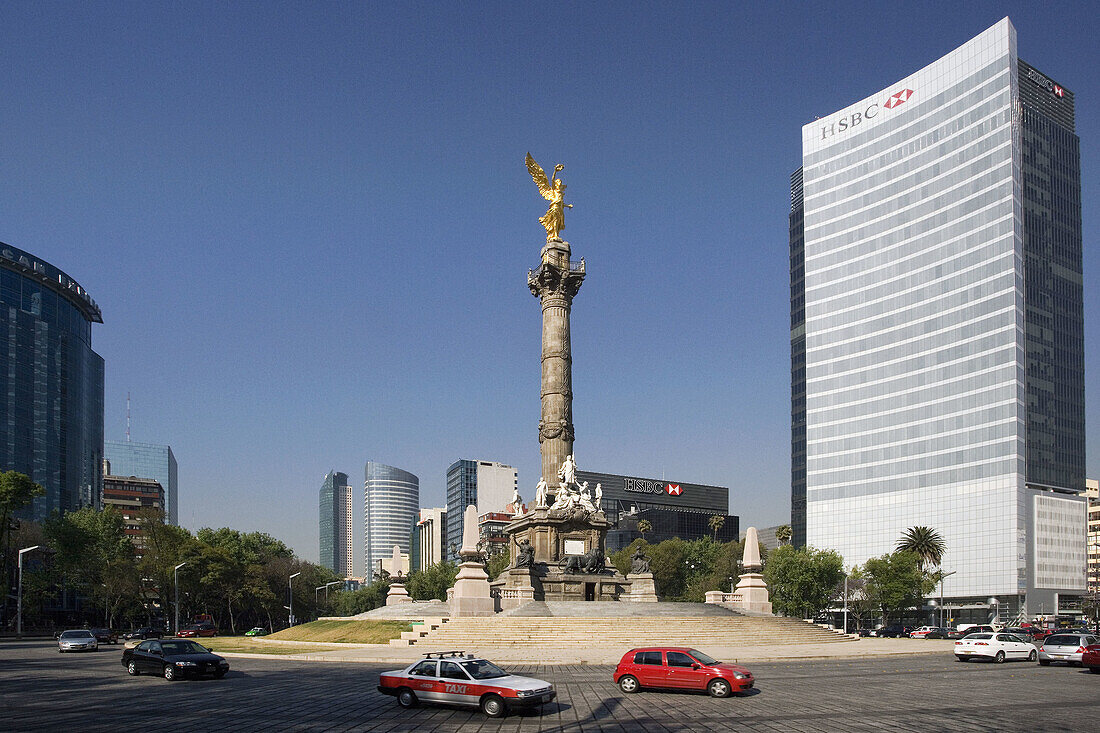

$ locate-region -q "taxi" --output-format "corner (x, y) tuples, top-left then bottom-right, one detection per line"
(378, 650), (556, 717)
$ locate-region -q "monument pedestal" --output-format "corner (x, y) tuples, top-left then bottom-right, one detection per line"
(733, 573), (772, 614)
(451, 560), (495, 617)
(386, 580), (411, 605)
(494, 567), (538, 610)
(625, 572), (658, 602)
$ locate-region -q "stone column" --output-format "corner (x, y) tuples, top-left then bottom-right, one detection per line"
(528, 239), (585, 484)
(450, 505), (495, 617)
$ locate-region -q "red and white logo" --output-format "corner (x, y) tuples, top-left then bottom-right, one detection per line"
(665, 484), (682, 496)
(1053, 84), (1065, 98)
(884, 88), (914, 109)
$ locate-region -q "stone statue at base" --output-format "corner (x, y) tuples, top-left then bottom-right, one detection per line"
(513, 538), (535, 568)
(630, 547), (650, 574)
(534, 478), (549, 509)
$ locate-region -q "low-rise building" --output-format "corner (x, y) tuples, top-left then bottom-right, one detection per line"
(101, 459), (165, 553)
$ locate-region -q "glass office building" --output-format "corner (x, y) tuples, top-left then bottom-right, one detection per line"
(319, 470), (353, 577)
(445, 459), (517, 562)
(104, 440), (179, 526)
(791, 19), (1086, 618)
(1, 244), (103, 520)
(364, 461), (419, 580)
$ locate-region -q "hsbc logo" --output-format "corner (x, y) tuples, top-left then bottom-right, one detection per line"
(884, 88), (913, 109)
(666, 484), (682, 496)
(1053, 84), (1064, 98)
(821, 88), (915, 140)
(624, 477), (684, 497)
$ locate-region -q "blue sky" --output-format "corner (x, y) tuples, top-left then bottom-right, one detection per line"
(2, 2), (1097, 567)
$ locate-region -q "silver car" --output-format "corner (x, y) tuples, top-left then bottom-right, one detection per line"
(1037, 633), (1098, 666)
(58, 629), (98, 653)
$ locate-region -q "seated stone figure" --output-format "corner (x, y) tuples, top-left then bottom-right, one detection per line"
(630, 547), (650, 574)
(514, 538), (535, 568)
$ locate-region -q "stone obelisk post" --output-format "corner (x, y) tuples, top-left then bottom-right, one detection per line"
(528, 238), (585, 484)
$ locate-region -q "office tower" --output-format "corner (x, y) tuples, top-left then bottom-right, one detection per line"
(791, 18), (1086, 619)
(445, 459), (517, 562)
(319, 470), (353, 577)
(105, 440), (179, 526)
(102, 459), (164, 553)
(1, 244), (103, 519)
(364, 461), (419, 580)
(414, 507), (447, 571)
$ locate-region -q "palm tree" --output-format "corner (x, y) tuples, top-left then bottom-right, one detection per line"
(708, 514), (725, 541)
(896, 526), (946, 570)
(775, 525), (792, 546)
(636, 519), (651, 541)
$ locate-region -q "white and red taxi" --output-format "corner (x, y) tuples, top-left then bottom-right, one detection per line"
(378, 651), (556, 717)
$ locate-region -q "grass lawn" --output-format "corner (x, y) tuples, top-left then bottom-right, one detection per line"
(199, 637), (341, 655)
(267, 620), (413, 644)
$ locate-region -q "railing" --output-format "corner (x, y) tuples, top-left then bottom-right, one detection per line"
(704, 591), (743, 604)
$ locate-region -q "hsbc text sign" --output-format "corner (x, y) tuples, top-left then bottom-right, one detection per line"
(624, 478), (684, 497)
(820, 88), (914, 140)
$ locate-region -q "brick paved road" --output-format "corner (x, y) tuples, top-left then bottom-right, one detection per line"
(2, 640), (1098, 731)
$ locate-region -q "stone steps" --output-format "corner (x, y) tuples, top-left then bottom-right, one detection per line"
(406, 615), (856, 648)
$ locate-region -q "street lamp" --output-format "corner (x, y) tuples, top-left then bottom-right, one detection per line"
(174, 562), (187, 636)
(289, 572), (302, 626)
(17, 545), (42, 636)
(324, 580), (341, 601)
(938, 571), (957, 628)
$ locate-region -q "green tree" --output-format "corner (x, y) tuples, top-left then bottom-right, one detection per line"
(44, 506), (139, 627)
(761, 544), (844, 619)
(486, 552), (510, 581)
(857, 551), (933, 626)
(895, 526), (946, 571)
(636, 519), (651, 540)
(1, 471), (46, 598)
(406, 561), (457, 601)
(774, 525), (792, 546)
(331, 577), (391, 616)
(708, 514), (725, 541)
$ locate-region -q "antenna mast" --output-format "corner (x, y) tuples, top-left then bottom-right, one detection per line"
(126, 392), (131, 442)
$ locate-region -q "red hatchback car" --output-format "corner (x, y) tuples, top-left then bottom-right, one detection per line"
(613, 648), (754, 698)
(1082, 644), (1100, 673)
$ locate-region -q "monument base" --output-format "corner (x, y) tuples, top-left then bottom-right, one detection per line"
(386, 581), (411, 606)
(733, 572), (773, 614)
(624, 572), (658, 602)
(494, 567), (538, 610)
(450, 560), (495, 617)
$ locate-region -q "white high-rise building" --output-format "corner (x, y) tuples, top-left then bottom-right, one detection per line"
(791, 18), (1086, 621)
(446, 459), (518, 562)
(364, 461), (419, 580)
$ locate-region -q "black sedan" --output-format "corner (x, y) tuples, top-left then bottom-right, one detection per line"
(123, 627), (165, 640)
(121, 639), (229, 681)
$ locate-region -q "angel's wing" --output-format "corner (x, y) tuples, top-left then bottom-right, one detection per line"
(526, 152), (553, 201)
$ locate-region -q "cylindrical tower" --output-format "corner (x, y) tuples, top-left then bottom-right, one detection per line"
(528, 239), (585, 484)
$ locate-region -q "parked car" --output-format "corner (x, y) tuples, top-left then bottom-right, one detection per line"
(378, 651), (556, 717)
(1038, 633), (1099, 666)
(122, 639), (230, 680)
(1081, 644), (1100, 674)
(89, 628), (118, 645)
(954, 632), (1036, 663)
(57, 629), (98, 653)
(613, 647), (754, 698)
(244, 627), (267, 637)
(857, 628), (875, 637)
(876, 625), (913, 638)
(178, 623), (217, 638)
(122, 627), (165, 640)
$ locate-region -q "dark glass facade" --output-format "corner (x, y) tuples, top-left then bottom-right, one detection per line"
(1018, 59), (1085, 493)
(319, 470), (350, 575)
(574, 469), (735, 551)
(104, 440), (178, 525)
(1, 243), (103, 520)
(446, 460), (477, 562)
(789, 169), (806, 548)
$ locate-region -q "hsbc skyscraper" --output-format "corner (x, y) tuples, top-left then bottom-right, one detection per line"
(791, 18), (1086, 620)
(575, 469), (736, 550)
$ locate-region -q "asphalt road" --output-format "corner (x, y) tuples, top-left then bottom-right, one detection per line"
(2, 640), (1098, 731)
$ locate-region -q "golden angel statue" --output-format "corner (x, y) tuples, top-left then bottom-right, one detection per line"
(526, 152), (572, 242)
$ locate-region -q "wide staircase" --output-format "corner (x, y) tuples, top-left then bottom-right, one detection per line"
(398, 603), (854, 649)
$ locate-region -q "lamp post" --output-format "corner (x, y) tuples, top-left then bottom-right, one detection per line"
(289, 572), (302, 626)
(17, 545), (42, 636)
(324, 580), (341, 601)
(842, 573), (849, 634)
(173, 562), (187, 636)
(938, 571), (957, 628)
